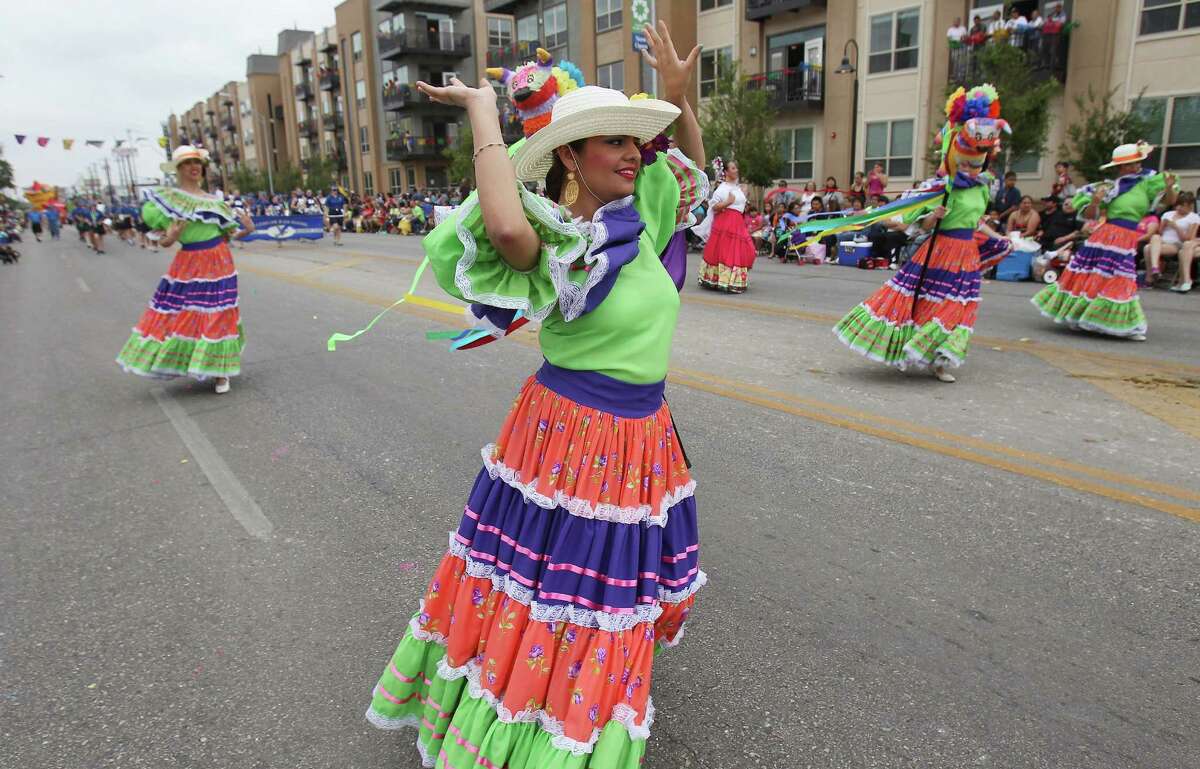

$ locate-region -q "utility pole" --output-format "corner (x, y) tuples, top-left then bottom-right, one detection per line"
(102, 159), (115, 205)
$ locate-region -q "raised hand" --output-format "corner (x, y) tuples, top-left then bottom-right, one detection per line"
(416, 75), (496, 110)
(641, 20), (700, 103)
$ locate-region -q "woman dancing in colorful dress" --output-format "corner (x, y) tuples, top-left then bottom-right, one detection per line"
(364, 21), (709, 768)
(1032, 141), (1177, 340)
(116, 145), (253, 393)
(828, 85), (1012, 383)
(697, 157), (757, 292)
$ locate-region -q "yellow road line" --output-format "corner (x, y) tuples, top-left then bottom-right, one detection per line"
(239, 262), (1200, 523)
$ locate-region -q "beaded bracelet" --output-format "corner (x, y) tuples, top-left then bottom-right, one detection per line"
(472, 142), (506, 163)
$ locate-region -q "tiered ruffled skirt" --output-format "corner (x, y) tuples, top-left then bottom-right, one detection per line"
(116, 237), (243, 380)
(1032, 219), (1147, 337)
(367, 363), (703, 768)
(699, 210), (756, 293)
(834, 229), (1009, 370)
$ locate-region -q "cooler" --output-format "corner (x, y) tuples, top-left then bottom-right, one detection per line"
(837, 241), (873, 267)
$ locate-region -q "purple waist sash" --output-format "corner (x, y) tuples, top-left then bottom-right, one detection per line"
(536, 361), (665, 419)
(181, 237), (225, 251)
(939, 228), (975, 241)
(1108, 218), (1138, 231)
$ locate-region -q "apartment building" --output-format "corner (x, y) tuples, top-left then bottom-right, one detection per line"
(246, 53), (289, 177)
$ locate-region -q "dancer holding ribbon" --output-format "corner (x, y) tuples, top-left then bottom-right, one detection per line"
(1032, 141), (1177, 340)
(804, 85), (1011, 382)
(363, 21), (709, 769)
(116, 145), (253, 393)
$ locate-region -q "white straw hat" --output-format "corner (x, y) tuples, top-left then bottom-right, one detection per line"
(510, 86), (680, 182)
(1099, 141), (1154, 169)
(161, 145), (211, 174)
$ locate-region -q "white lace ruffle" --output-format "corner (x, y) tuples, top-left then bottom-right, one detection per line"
(667, 148), (711, 232)
(435, 654), (655, 756)
(451, 186), (636, 325)
(658, 569), (707, 604)
(480, 444), (696, 527)
(447, 534), (666, 630)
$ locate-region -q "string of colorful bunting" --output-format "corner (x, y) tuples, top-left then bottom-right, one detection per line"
(11, 135), (153, 150)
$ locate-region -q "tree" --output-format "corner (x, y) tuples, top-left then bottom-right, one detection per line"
(445, 123), (474, 187)
(698, 59), (782, 188)
(1061, 85), (1155, 181)
(931, 44), (1058, 175)
(0, 157), (13, 193)
(272, 163), (305, 193)
(229, 164), (265, 195)
(303, 154), (339, 191)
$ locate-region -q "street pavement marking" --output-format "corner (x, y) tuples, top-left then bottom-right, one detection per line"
(299, 255), (378, 278)
(150, 388), (274, 540)
(75, 277), (91, 293)
(237, 263), (1200, 524)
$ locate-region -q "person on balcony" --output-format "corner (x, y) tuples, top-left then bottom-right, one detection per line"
(947, 17), (967, 46)
(966, 16), (989, 46)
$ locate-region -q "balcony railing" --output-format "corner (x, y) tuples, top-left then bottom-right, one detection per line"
(744, 65), (823, 108)
(486, 40), (542, 71)
(318, 69), (340, 91)
(385, 135), (451, 161)
(323, 113), (344, 131)
(298, 120), (316, 138)
(295, 81), (314, 100)
(485, 0), (521, 12)
(746, 0), (826, 21)
(222, 119), (237, 133)
(380, 0), (470, 9)
(948, 30), (1069, 87)
(377, 29), (471, 60)
(382, 84), (415, 111)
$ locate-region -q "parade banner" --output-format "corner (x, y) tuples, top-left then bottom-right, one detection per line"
(244, 214), (325, 241)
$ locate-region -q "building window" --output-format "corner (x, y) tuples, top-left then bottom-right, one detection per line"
(596, 61), (624, 91)
(488, 17), (514, 48)
(363, 171), (374, 196)
(596, 0), (622, 32)
(868, 8), (920, 74)
(390, 168), (403, 193)
(544, 4), (568, 49)
(517, 14), (538, 43)
(378, 14), (404, 36)
(407, 167), (417, 189)
(352, 32), (363, 62)
(777, 127), (814, 180)
(699, 0), (733, 10)
(356, 79), (366, 110)
(1134, 94), (1200, 169)
(699, 46), (732, 99)
(864, 119), (914, 177)
(1139, 0), (1200, 35)
(359, 125), (370, 153)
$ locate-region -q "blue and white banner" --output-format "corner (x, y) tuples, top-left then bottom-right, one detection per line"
(244, 214), (324, 241)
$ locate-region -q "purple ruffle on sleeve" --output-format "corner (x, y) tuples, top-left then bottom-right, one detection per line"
(469, 303), (519, 336)
(577, 202), (644, 315)
(659, 230), (688, 293)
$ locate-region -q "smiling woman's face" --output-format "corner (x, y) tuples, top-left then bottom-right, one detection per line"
(178, 158), (205, 183)
(561, 135), (642, 204)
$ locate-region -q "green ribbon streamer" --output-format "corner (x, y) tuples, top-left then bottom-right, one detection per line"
(326, 256), (431, 351)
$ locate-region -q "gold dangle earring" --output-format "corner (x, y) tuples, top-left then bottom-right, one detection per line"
(562, 171), (580, 206)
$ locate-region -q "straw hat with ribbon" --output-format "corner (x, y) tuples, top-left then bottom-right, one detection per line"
(1099, 141), (1154, 169)
(160, 144), (211, 174)
(510, 86), (680, 182)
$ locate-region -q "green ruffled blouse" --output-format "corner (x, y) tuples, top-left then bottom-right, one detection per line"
(141, 187), (239, 244)
(424, 147), (707, 385)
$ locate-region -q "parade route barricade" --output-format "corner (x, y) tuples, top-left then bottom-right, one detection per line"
(244, 215), (325, 242)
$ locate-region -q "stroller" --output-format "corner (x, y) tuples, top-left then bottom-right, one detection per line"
(0, 230), (20, 264)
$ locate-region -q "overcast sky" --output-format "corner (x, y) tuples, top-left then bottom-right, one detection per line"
(1, 1), (337, 193)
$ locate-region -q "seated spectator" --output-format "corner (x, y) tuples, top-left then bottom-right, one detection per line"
(822, 177), (845, 212)
(799, 180), (819, 212)
(850, 171), (867, 198)
(871, 193), (890, 208)
(1039, 196), (1076, 252)
(1148, 191), (1199, 286)
(1007, 196), (1041, 239)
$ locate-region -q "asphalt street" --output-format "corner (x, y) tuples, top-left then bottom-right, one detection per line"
(1, 231), (1197, 769)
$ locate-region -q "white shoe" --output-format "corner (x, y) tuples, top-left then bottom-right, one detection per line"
(214, 378), (231, 394)
(1129, 333), (1146, 342)
(933, 365), (956, 383)
(1169, 282), (1192, 293)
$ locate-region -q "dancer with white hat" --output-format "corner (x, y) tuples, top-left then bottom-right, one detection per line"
(363, 22), (710, 769)
(1032, 141), (1177, 340)
(116, 145), (255, 392)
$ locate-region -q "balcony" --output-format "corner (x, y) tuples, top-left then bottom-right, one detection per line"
(323, 113), (345, 131)
(222, 118), (237, 133)
(948, 30), (1069, 88)
(298, 120), (316, 138)
(485, 0), (521, 12)
(744, 65), (823, 108)
(205, 127), (218, 139)
(382, 84), (416, 111)
(746, 0), (825, 21)
(385, 134), (451, 161)
(318, 68), (340, 91)
(377, 29), (471, 60)
(379, 0), (470, 10)
(486, 40), (542, 72)
(295, 81), (314, 101)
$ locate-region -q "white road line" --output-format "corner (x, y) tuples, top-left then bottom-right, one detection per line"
(75, 277), (91, 292)
(150, 388), (274, 540)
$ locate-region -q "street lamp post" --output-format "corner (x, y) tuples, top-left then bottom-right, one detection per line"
(835, 39), (860, 188)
